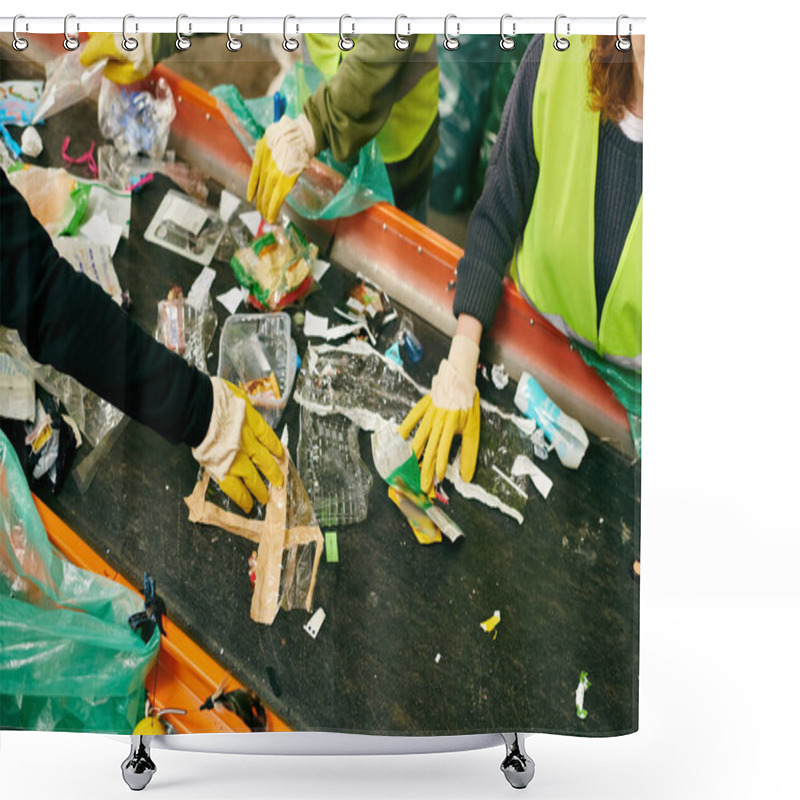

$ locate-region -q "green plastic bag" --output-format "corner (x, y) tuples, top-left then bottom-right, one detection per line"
(0, 430), (158, 732)
(577, 344), (642, 456)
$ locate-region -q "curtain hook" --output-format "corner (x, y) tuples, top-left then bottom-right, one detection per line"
(443, 14), (460, 51)
(283, 15), (299, 52)
(121, 14), (138, 52)
(227, 15), (242, 52)
(394, 15), (410, 51)
(176, 14), (191, 51)
(13, 14), (29, 51)
(616, 15), (632, 51)
(554, 14), (570, 51)
(63, 14), (80, 51)
(500, 14), (516, 51)
(339, 15), (355, 51)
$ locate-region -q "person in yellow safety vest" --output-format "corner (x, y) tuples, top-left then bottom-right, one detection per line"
(248, 34), (440, 224)
(400, 34), (644, 492)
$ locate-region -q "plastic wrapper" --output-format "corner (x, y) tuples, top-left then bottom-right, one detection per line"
(0, 80), (43, 126)
(0, 429), (158, 732)
(296, 341), (540, 523)
(0, 346), (35, 421)
(334, 279), (397, 346)
(294, 340), (425, 430)
(98, 77), (176, 161)
(297, 408), (372, 527)
(97, 145), (208, 203)
(184, 451), (323, 626)
(229, 219), (317, 311)
(0, 328), (124, 450)
(23, 394), (78, 494)
(218, 313), (296, 430)
(281, 63), (394, 220)
(155, 286), (217, 374)
(144, 189), (224, 266)
(6, 165), (90, 237)
(31, 51), (106, 125)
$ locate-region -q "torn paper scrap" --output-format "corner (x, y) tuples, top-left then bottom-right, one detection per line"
(511, 454), (553, 500)
(303, 310), (329, 338)
(219, 190), (241, 223)
(480, 610), (502, 638)
(80, 210), (123, 256)
(435, 653), (441, 664)
(304, 608), (326, 639)
(575, 670), (591, 719)
(217, 285), (248, 315)
(239, 209), (262, 237)
(311, 258), (331, 282)
(21, 126), (43, 157)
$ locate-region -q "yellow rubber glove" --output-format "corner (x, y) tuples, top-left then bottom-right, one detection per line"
(247, 114), (316, 223)
(192, 378), (284, 514)
(80, 32), (154, 85)
(398, 335), (481, 492)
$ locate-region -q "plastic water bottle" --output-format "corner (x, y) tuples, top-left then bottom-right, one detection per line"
(514, 372), (589, 469)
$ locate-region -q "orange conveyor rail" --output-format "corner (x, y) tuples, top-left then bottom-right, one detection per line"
(33, 495), (291, 734)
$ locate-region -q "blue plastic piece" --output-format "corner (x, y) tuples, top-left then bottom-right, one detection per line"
(384, 342), (403, 366)
(273, 92), (287, 123)
(402, 331), (424, 364)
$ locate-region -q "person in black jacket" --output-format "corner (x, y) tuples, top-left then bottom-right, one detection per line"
(0, 169), (282, 512)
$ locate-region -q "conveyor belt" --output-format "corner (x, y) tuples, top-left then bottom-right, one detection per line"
(0, 54), (640, 736)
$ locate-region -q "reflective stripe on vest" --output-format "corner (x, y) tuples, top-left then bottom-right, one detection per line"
(514, 34), (642, 369)
(303, 34), (439, 164)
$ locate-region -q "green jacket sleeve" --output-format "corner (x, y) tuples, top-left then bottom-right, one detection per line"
(303, 34), (419, 162)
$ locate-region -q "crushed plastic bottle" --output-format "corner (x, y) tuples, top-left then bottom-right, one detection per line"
(514, 372), (589, 469)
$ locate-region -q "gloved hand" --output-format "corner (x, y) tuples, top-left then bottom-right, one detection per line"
(192, 377), (284, 514)
(247, 114), (316, 223)
(398, 334), (481, 492)
(79, 32), (155, 85)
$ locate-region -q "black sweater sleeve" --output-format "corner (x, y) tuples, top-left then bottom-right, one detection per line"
(0, 169), (213, 448)
(452, 35), (544, 329)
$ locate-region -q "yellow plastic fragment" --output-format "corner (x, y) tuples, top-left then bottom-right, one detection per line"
(480, 609), (502, 638)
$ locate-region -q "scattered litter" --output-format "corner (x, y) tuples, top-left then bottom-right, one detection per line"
(511, 454), (553, 500)
(480, 610), (502, 639)
(155, 284), (218, 373)
(80, 210), (122, 255)
(491, 464), (529, 501)
(384, 342), (403, 366)
(144, 189), (225, 266)
(304, 607), (326, 639)
(61, 136), (98, 179)
(434, 484), (449, 505)
(324, 531), (339, 563)
(303, 311), (330, 338)
(219, 189), (241, 223)
(435, 653), (441, 664)
(20, 126), (42, 158)
(337, 280), (396, 346)
(54, 238), (122, 304)
(491, 363), (509, 390)
(98, 77), (176, 161)
(531, 428), (551, 461)
(311, 258), (331, 282)
(388, 486), (442, 545)
(575, 671), (591, 719)
(217, 285), (248, 315)
(185, 266), (217, 311)
(239, 209), (263, 237)
(479, 364), (489, 382)
(515, 372), (589, 469)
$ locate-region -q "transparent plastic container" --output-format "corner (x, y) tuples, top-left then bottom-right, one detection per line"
(218, 313), (297, 429)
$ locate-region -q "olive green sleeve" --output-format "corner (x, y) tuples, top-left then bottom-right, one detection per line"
(302, 34), (418, 162)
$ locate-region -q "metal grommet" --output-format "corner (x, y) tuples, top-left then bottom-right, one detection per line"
(176, 14), (191, 51)
(283, 15), (299, 52)
(616, 14), (632, 51)
(63, 14), (80, 51)
(554, 14), (570, 51)
(394, 15), (410, 51)
(499, 13), (515, 51)
(339, 15), (355, 51)
(227, 15), (242, 52)
(12, 15), (29, 51)
(443, 14), (460, 51)
(121, 14), (138, 52)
